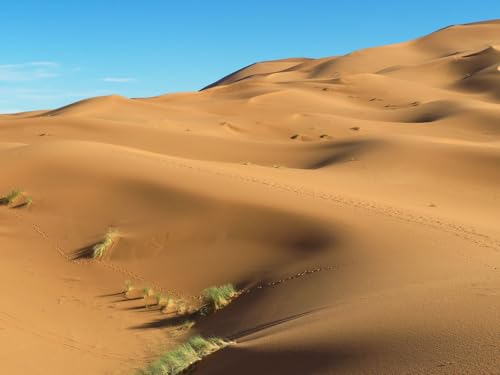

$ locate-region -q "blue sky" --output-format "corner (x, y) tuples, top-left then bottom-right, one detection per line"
(1, 0), (498, 113)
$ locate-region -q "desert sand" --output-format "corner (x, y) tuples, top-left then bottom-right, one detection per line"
(0, 20), (499, 374)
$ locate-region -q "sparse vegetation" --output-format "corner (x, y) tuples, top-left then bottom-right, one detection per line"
(92, 228), (118, 259)
(176, 299), (196, 315)
(153, 292), (172, 309)
(201, 283), (237, 314)
(0, 189), (22, 205)
(142, 287), (153, 308)
(179, 320), (195, 331)
(143, 286), (153, 297)
(23, 196), (33, 208)
(137, 335), (230, 375)
(124, 280), (133, 295)
(122, 281), (237, 316)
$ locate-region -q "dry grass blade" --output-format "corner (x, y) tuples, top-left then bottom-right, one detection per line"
(92, 228), (118, 259)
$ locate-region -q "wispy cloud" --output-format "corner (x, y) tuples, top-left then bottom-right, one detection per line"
(0, 108), (23, 114)
(0, 86), (114, 113)
(102, 77), (136, 83)
(0, 61), (60, 81)
(30, 61), (60, 67)
(0, 87), (112, 101)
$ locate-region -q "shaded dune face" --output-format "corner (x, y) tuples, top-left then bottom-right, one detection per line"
(0, 20), (499, 375)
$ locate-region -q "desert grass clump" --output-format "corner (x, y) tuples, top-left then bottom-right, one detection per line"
(142, 286), (158, 308)
(137, 335), (230, 375)
(22, 196), (33, 208)
(124, 280), (134, 295)
(143, 287), (154, 298)
(0, 189), (21, 206)
(152, 292), (172, 309)
(201, 283), (237, 314)
(175, 299), (194, 315)
(92, 228), (118, 259)
(179, 320), (195, 331)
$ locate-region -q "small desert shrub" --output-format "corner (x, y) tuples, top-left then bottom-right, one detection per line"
(0, 189), (21, 205)
(151, 292), (171, 308)
(142, 287), (155, 307)
(124, 280), (133, 294)
(92, 228), (118, 259)
(175, 299), (190, 315)
(201, 283), (237, 313)
(143, 287), (153, 297)
(138, 335), (229, 375)
(23, 196), (33, 208)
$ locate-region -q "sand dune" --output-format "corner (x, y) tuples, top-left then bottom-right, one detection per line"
(1, 20), (499, 374)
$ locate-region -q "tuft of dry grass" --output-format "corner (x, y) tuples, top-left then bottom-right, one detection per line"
(23, 196), (33, 208)
(200, 283), (237, 314)
(124, 280), (133, 295)
(137, 335), (230, 375)
(0, 189), (21, 206)
(92, 228), (118, 259)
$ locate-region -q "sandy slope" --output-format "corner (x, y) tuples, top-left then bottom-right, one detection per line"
(0, 20), (499, 374)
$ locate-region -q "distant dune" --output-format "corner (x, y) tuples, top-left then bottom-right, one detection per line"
(0, 20), (499, 375)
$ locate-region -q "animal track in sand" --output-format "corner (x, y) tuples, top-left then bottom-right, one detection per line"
(0, 310), (140, 361)
(7, 209), (187, 298)
(102, 147), (500, 252)
(4, 146), (499, 314)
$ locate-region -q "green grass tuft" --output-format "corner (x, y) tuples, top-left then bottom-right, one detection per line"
(201, 283), (237, 313)
(1, 189), (22, 205)
(138, 335), (229, 375)
(92, 228), (118, 259)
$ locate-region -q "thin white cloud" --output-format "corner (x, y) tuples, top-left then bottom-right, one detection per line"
(30, 61), (60, 67)
(0, 87), (111, 101)
(102, 77), (136, 83)
(0, 61), (60, 81)
(0, 108), (23, 114)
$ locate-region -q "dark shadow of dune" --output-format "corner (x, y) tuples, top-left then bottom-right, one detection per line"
(194, 341), (373, 375)
(226, 307), (330, 341)
(129, 311), (198, 330)
(395, 100), (461, 123)
(303, 139), (379, 169)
